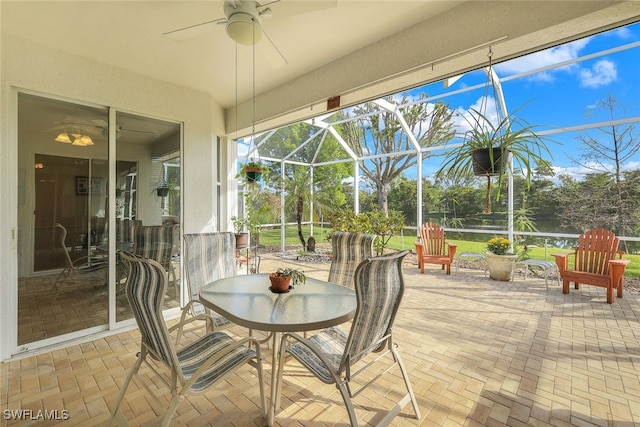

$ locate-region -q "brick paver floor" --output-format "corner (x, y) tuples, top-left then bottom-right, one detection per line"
(3, 252), (640, 426)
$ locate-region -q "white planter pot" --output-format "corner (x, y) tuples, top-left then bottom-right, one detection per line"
(485, 252), (516, 281)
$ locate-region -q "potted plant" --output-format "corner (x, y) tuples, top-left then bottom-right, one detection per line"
(231, 216), (250, 249)
(485, 236), (516, 281)
(239, 160), (268, 183)
(155, 179), (169, 197)
(269, 267), (306, 293)
(436, 105), (552, 214)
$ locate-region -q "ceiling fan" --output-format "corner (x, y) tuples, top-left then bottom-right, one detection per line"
(163, 0), (337, 69)
(49, 119), (154, 138)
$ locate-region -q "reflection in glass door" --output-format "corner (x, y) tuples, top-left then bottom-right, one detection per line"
(115, 111), (181, 321)
(17, 93), (182, 347)
(18, 94), (109, 345)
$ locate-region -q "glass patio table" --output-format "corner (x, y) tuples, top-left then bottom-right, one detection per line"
(199, 273), (357, 426)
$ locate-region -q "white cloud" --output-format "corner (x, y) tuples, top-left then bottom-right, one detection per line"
(452, 96), (501, 136)
(552, 158), (640, 183)
(493, 37), (617, 89)
(495, 38), (590, 75)
(579, 59), (617, 88)
(610, 26), (632, 40)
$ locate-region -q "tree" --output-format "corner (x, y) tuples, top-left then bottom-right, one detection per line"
(257, 123), (352, 241)
(282, 166), (312, 250)
(281, 164), (346, 251)
(564, 95), (640, 239)
(387, 176), (418, 226)
(341, 94), (455, 216)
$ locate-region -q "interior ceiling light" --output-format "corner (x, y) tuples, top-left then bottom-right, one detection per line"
(77, 135), (94, 146)
(224, 1), (265, 45)
(54, 132), (72, 143)
(55, 131), (94, 147)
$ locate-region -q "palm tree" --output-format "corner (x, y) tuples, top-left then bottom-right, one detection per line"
(282, 166), (336, 251)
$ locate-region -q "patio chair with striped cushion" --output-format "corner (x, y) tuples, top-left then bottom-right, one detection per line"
(108, 251), (265, 427)
(115, 219), (142, 243)
(133, 224), (179, 295)
(327, 231), (376, 288)
(178, 232), (237, 336)
(275, 250), (421, 426)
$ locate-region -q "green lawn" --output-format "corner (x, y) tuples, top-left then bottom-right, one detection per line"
(255, 225), (640, 279)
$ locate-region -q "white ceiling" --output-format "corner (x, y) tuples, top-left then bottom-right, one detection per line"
(3, 1), (639, 136)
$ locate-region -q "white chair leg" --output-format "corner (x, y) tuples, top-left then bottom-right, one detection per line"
(161, 393), (183, 427)
(253, 345), (267, 418)
(107, 356), (144, 426)
(392, 346), (421, 420)
(336, 380), (359, 427)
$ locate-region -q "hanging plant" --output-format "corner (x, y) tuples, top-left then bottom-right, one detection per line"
(436, 105), (552, 214)
(239, 161), (268, 183)
(155, 183), (169, 197)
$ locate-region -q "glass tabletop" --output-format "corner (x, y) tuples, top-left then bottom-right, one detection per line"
(199, 274), (357, 332)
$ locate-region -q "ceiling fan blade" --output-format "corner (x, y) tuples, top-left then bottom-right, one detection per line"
(163, 18), (225, 42)
(121, 127), (155, 134)
(267, 0), (337, 18)
(260, 29), (287, 69)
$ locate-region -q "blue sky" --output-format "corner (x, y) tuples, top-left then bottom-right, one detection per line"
(404, 21), (640, 179)
(241, 21), (640, 183)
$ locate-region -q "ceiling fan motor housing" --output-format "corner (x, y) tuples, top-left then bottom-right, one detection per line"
(224, 1), (263, 45)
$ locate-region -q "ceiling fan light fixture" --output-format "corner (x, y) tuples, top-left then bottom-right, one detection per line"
(54, 132), (72, 143)
(79, 135), (94, 146)
(226, 13), (262, 45)
(69, 133), (93, 147)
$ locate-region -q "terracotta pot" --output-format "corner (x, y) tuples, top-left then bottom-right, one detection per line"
(235, 232), (249, 249)
(471, 148), (506, 176)
(486, 252), (516, 281)
(269, 274), (291, 292)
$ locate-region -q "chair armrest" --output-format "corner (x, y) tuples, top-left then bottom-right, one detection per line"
(169, 310), (216, 344)
(447, 243), (457, 259)
(609, 259), (630, 267)
(608, 259), (630, 288)
(414, 241), (423, 267)
(552, 252), (572, 275)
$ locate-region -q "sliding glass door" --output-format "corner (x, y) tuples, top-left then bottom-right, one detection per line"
(17, 93), (181, 347)
(18, 94), (110, 344)
(115, 111), (182, 321)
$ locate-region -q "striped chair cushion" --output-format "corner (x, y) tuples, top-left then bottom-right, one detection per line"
(133, 225), (176, 269)
(122, 252), (176, 368)
(178, 331), (257, 392)
(183, 233), (236, 325)
(347, 251), (405, 364)
(116, 219), (142, 243)
(287, 326), (348, 383)
(287, 251), (409, 380)
(327, 232), (376, 288)
(121, 251), (257, 392)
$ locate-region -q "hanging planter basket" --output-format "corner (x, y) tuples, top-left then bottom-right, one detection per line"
(471, 148), (506, 177)
(244, 167), (263, 183)
(156, 186), (169, 197)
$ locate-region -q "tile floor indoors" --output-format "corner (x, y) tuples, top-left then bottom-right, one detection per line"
(2, 252), (640, 426)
